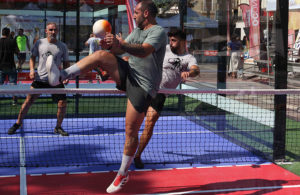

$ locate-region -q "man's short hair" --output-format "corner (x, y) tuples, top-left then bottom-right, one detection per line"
(46, 22), (57, 27)
(2, 27), (10, 36)
(167, 28), (186, 41)
(141, 0), (158, 17)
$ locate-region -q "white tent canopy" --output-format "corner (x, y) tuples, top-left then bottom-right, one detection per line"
(156, 8), (218, 29)
(266, 0), (300, 11)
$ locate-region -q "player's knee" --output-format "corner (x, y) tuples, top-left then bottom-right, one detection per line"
(125, 126), (139, 138)
(93, 50), (109, 60)
(58, 100), (67, 108)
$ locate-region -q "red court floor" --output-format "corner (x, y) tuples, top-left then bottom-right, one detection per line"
(1, 163), (300, 194)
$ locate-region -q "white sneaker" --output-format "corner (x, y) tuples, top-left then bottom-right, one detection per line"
(106, 173), (129, 194)
(46, 55), (61, 86)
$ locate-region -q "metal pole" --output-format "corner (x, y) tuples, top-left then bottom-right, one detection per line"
(75, 0), (80, 115)
(267, 11), (271, 85)
(273, 0), (288, 161)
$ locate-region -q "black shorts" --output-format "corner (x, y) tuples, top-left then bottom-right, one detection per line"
(116, 57), (152, 114)
(17, 53), (26, 61)
(150, 93), (166, 114)
(31, 81), (66, 102)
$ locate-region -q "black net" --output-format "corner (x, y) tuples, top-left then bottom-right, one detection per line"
(1, 88), (300, 167)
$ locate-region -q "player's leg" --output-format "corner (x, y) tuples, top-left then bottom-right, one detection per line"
(134, 93), (166, 168)
(8, 91), (39, 134)
(134, 106), (159, 168)
(54, 98), (68, 136)
(17, 54), (26, 72)
(106, 99), (146, 194)
(8, 70), (18, 105)
(48, 50), (121, 86)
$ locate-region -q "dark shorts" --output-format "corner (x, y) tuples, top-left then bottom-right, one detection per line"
(31, 81), (66, 102)
(0, 70), (17, 84)
(17, 53), (26, 61)
(150, 93), (166, 114)
(116, 57), (152, 114)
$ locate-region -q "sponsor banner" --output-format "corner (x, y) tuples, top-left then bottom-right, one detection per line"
(240, 3), (250, 28)
(0, 0), (126, 5)
(204, 50), (218, 56)
(1, 15), (47, 50)
(126, 0), (139, 32)
(249, 0), (260, 59)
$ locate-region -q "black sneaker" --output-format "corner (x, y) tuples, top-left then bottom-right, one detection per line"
(54, 127), (69, 136)
(8, 123), (21, 135)
(134, 157), (144, 169)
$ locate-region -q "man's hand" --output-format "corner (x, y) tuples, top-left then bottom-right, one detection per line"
(63, 79), (69, 85)
(181, 72), (190, 81)
(29, 70), (35, 79)
(103, 32), (124, 54)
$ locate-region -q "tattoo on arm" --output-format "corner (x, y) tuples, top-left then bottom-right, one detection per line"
(120, 42), (146, 56)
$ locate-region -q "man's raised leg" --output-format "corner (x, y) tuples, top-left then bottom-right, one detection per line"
(48, 50), (121, 86)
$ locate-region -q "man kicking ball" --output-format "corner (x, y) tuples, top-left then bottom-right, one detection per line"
(46, 0), (167, 193)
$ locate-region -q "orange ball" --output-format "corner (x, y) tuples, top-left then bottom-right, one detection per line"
(93, 19), (112, 39)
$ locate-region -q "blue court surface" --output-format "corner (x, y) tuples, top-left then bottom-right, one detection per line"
(0, 115), (270, 176)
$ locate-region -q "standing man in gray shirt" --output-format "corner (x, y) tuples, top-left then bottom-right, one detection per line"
(134, 28), (200, 169)
(8, 22), (70, 136)
(46, 0), (167, 193)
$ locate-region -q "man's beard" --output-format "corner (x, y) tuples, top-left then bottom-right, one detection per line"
(137, 17), (146, 29)
(170, 46), (179, 54)
(49, 35), (56, 41)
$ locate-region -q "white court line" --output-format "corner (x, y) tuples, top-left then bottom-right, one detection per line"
(45, 173), (65, 176)
(147, 184), (300, 195)
(69, 172), (88, 175)
(0, 129), (269, 139)
(181, 84), (275, 127)
(91, 170), (110, 174)
(0, 175), (16, 177)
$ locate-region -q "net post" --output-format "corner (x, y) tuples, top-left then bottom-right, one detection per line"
(273, 0), (288, 161)
(20, 127), (27, 195)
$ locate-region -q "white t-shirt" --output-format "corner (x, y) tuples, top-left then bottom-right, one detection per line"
(160, 44), (198, 89)
(87, 37), (102, 55)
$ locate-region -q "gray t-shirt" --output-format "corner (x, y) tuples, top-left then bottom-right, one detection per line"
(160, 45), (198, 89)
(125, 25), (167, 97)
(31, 38), (69, 82)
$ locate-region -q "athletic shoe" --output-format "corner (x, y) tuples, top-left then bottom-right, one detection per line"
(46, 55), (61, 86)
(106, 173), (129, 194)
(94, 68), (109, 82)
(8, 123), (21, 135)
(54, 127), (69, 136)
(134, 157), (144, 169)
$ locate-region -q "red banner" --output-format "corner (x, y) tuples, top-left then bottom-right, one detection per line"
(126, 0), (139, 33)
(249, 0), (260, 59)
(0, 0), (126, 5)
(240, 3), (250, 28)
